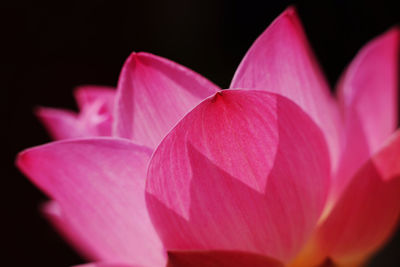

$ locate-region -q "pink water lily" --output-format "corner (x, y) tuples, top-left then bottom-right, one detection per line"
(17, 6), (399, 267)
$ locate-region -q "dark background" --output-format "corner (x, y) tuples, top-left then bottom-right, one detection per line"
(4, 1), (400, 266)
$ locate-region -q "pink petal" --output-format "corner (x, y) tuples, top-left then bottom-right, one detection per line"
(318, 130), (400, 265)
(74, 264), (137, 267)
(75, 86), (116, 137)
(333, 28), (400, 201)
(167, 250), (284, 267)
(35, 107), (92, 140)
(230, 7), (341, 169)
(74, 85), (115, 110)
(113, 52), (220, 149)
(17, 138), (165, 266)
(146, 90), (330, 263)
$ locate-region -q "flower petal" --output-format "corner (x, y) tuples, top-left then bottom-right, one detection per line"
(74, 85), (115, 110)
(74, 263), (137, 267)
(35, 107), (90, 140)
(113, 52), (220, 148)
(17, 138), (165, 266)
(146, 90), (330, 263)
(167, 250), (284, 267)
(318, 130), (400, 265)
(230, 7), (341, 169)
(333, 28), (400, 201)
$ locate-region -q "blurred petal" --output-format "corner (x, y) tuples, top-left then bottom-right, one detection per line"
(146, 90), (330, 263)
(318, 130), (400, 265)
(74, 263), (137, 267)
(230, 7), (341, 168)
(35, 107), (91, 140)
(167, 250), (284, 267)
(74, 85), (115, 110)
(333, 28), (400, 200)
(17, 138), (165, 266)
(114, 52), (220, 148)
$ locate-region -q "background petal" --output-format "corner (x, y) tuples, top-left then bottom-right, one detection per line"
(146, 90), (330, 263)
(113, 52), (220, 149)
(230, 7), (341, 169)
(17, 138), (165, 266)
(35, 107), (89, 139)
(74, 85), (115, 111)
(332, 27), (399, 202)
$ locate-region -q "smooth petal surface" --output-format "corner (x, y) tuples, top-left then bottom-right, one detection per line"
(114, 52), (220, 149)
(167, 250), (284, 267)
(74, 85), (115, 110)
(36, 107), (88, 139)
(17, 138), (165, 266)
(318, 130), (400, 265)
(230, 7), (341, 169)
(333, 28), (400, 201)
(37, 86), (116, 140)
(146, 90), (330, 263)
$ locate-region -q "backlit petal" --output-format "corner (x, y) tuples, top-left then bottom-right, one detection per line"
(17, 138), (165, 266)
(333, 28), (400, 201)
(146, 90), (330, 263)
(114, 52), (220, 148)
(231, 7), (341, 169)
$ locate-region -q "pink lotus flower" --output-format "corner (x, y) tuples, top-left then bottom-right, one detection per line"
(17, 7), (399, 267)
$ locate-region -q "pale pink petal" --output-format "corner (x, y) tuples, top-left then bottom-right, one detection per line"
(35, 107), (92, 140)
(146, 90), (330, 263)
(230, 7), (341, 169)
(318, 130), (400, 265)
(333, 28), (400, 201)
(17, 138), (165, 266)
(167, 250), (284, 267)
(114, 52), (220, 148)
(74, 85), (115, 110)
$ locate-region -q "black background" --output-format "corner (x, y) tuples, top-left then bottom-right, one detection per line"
(4, 1), (400, 266)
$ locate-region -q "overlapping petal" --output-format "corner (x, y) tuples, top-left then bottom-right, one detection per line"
(36, 107), (87, 139)
(333, 28), (400, 201)
(318, 130), (400, 266)
(17, 139), (165, 267)
(146, 90), (330, 263)
(37, 86), (116, 140)
(113, 52), (220, 148)
(231, 7), (341, 169)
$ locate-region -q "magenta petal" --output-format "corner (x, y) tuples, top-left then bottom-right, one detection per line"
(113, 52), (220, 149)
(333, 28), (400, 201)
(318, 130), (400, 265)
(74, 264), (137, 267)
(338, 27), (399, 152)
(35, 107), (90, 140)
(230, 7), (341, 168)
(146, 90), (330, 263)
(17, 138), (165, 266)
(74, 85), (115, 110)
(167, 250), (284, 267)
